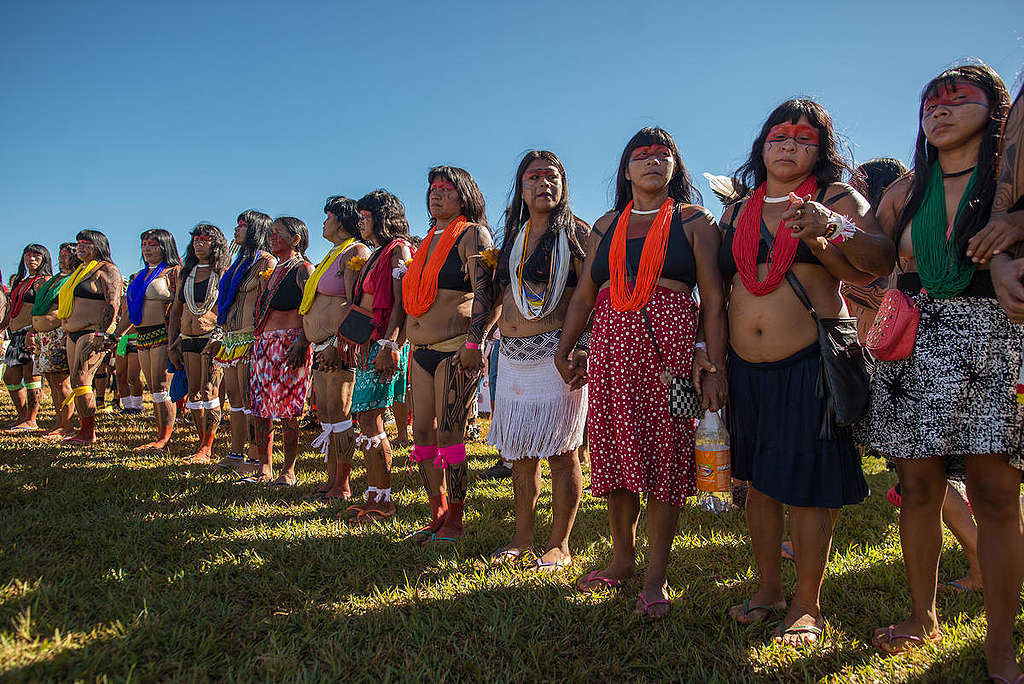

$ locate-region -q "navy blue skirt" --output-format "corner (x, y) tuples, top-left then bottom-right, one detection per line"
(728, 343), (868, 509)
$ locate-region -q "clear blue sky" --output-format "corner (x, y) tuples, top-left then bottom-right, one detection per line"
(1, 0), (1021, 279)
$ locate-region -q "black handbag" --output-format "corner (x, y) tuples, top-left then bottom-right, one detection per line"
(337, 304), (375, 347)
(758, 222), (872, 436)
(639, 309), (702, 419)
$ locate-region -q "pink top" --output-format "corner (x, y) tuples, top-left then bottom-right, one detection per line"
(316, 254), (348, 297)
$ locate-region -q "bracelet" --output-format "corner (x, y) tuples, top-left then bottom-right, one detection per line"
(694, 341), (707, 351)
(824, 212), (857, 244)
(377, 339), (400, 351)
(464, 341), (481, 350)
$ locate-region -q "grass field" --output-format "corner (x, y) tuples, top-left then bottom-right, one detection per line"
(0, 399), (1017, 682)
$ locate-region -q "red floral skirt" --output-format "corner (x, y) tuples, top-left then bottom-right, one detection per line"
(588, 287), (697, 507)
(251, 328), (312, 419)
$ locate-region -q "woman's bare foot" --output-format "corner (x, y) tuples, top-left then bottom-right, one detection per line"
(938, 575), (983, 593)
(871, 617), (940, 655)
(3, 420), (39, 432)
(636, 581), (671, 619)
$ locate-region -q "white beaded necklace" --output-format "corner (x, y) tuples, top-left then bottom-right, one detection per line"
(763, 195), (791, 204)
(630, 207), (661, 215)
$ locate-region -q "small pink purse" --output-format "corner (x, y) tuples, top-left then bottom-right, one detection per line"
(865, 289), (920, 361)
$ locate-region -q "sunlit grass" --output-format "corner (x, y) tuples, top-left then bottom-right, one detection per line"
(0, 397), (1017, 681)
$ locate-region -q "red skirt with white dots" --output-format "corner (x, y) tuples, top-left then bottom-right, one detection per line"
(588, 286), (697, 507)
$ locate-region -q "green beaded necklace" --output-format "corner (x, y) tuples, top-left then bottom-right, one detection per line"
(911, 162), (977, 299)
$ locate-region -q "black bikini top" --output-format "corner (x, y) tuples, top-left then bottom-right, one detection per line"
(74, 281), (105, 301)
(178, 272), (211, 303)
(590, 205), (705, 289)
(269, 266), (303, 311)
(435, 229), (472, 293)
(496, 230), (580, 289)
(718, 187), (850, 281)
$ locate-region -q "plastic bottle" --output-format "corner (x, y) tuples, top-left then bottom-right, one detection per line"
(695, 409), (733, 513)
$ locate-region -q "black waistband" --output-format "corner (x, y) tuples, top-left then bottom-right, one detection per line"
(896, 271), (995, 299)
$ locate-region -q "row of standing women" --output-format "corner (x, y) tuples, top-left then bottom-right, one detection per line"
(5, 60), (1023, 681)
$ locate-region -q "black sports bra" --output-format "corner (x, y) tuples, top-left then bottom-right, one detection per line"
(718, 188), (850, 281)
(590, 205), (705, 288)
(435, 230), (472, 293)
(74, 282), (105, 301)
(270, 267), (303, 311)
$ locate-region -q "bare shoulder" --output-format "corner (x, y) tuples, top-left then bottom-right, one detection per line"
(822, 181), (869, 214)
(679, 204), (717, 229)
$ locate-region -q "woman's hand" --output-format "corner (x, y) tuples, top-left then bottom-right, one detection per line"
(782, 194), (832, 242)
(168, 339), (184, 370)
(967, 211), (1024, 264)
(24, 332), (36, 355)
(315, 344), (339, 372)
(202, 339), (220, 359)
(692, 347), (727, 412)
(285, 338), (309, 370)
(374, 344), (400, 380)
(455, 345), (483, 376)
(991, 255), (1024, 323)
(555, 349), (588, 390)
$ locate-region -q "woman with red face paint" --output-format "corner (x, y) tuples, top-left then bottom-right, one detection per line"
(243, 217), (314, 486)
(339, 190), (412, 523)
(861, 66), (1022, 677)
(58, 230), (123, 446)
(556, 128), (727, 619)
(2, 245), (53, 432)
(488, 150), (590, 570)
(403, 166), (497, 545)
(167, 224), (229, 464)
(718, 99), (895, 645)
(30, 242), (79, 438)
(127, 229), (182, 452)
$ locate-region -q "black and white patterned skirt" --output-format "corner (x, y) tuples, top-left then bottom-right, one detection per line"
(860, 292), (1024, 472)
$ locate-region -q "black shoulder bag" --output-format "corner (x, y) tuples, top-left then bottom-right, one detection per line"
(626, 246), (703, 420)
(759, 221), (872, 437)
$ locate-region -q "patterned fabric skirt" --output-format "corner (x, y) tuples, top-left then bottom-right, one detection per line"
(487, 329), (587, 461)
(35, 328), (68, 374)
(861, 292), (1024, 473)
(4, 326), (34, 368)
(250, 328), (312, 419)
(214, 329), (254, 367)
(589, 287), (697, 507)
(352, 342), (409, 413)
(136, 324), (168, 351)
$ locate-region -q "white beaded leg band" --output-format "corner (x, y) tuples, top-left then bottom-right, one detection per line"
(151, 391), (171, 403)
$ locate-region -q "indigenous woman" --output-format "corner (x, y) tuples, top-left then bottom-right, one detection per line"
(58, 230), (123, 445)
(3, 245), (52, 431)
(343, 189), (412, 522)
(842, 158), (909, 342)
(30, 243), (78, 438)
(403, 166), (496, 544)
(168, 224), (229, 463)
(207, 210), (274, 470)
(296, 196), (368, 499)
(716, 100), (893, 643)
(489, 151), (590, 569)
(555, 128), (727, 618)
(247, 217), (314, 485)
(114, 325), (143, 414)
(862, 66), (1021, 680)
(126, 229), (182, 451)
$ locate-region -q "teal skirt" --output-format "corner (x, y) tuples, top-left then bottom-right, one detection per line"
(352, 342), (409, 413)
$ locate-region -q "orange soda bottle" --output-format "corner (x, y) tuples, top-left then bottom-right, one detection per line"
(695, 410), (733, 512)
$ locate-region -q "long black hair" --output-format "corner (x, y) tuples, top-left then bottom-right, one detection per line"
(498, 150), (589, 284)
(13, 244), (53, 288)
(426, 165), (488, 228)
(734, 98), (850, 197)
(76, 229), (113, 262)
(181, 223), (229, 283)
(139, 228), (182, 267)
(896, 62), (1010, 262)
(324, 196), (361, 240)
(357, 189), (411, 247)
(614, 127), (701, 210)
(237, 209), (272, 259)
(851, 158), (909, 210)
(272, 216), (309, 257)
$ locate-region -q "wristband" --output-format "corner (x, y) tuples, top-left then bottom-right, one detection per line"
(824, 212), (857, 243)
(694, 341), (707, 351)
(464, 341), (481, 350)
(377, 339), (400, 351)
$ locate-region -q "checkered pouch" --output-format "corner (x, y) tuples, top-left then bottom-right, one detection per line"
(639, 308), (702, 420)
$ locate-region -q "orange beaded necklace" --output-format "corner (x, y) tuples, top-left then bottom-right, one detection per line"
(609, 198), (673, 311)
(402, 215), (469, 317)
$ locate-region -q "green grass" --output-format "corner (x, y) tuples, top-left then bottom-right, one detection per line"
(0, 399), (1016, 682)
